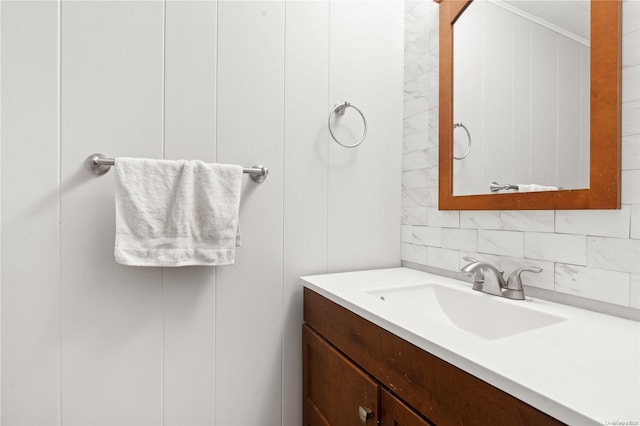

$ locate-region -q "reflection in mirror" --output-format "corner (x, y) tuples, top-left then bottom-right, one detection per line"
(453, 0), (591, 195)
(438, 0), (620, 210)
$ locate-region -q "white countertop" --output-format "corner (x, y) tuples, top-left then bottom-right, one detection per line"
(302, 267), (640, 426)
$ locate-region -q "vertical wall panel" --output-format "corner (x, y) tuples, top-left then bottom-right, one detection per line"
(282, 2), (330, 424)
(579, 44), (590, 186)
(164, 0), (217, 163)
(0, 3), (2, 420)
(0, 2), (61, 424)
(482, 4), (512, 189)
(163, 1), (217, 424)
(557, 35), (584, 189)
(60, 2), (164, 424)
(530, 23), (558, 184)
(511, 16), (532, 185)
(215, 2), (284, 425)
(328, 0), (403, 272)
(453, 0), (483, 195)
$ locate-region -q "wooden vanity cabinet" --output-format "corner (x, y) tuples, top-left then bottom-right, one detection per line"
(303, 325), (431, 426)
(303, 288), (564, 426)
(379, 387), (433, 426)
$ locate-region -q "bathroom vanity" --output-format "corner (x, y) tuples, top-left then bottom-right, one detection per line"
(303, 290), (560, 425)
(302, 268), (640, 425)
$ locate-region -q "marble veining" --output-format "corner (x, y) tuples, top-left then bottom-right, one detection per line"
(441, 228), (478, 251)
(402, 187), (429, 208)
(413, 226), (443, 247)
(622, 169), (640, 204)
(404, 132), (429, 155)
(401, 242), (427, 264)
(427, 246), (459, 270)
(402, 168), (429, 189)
(478, 230), (524, 258)
(622, 0), (640, 35)
(401, 225), (413, 243)
(501, 211), (555, 233)
(402, 150), (429, 171)
(459, 251), (501, 269)
(621, 29), (639, 65)
(403, 111), (429, 139)
(632, 205), (640, 239)
(555, 263), (631, 306)
(621, 135), (640, 170)
(622, 65), (640, 103)
(555, 206), (631, 239)
(631, 274), (640, 309)
(460, 211), (502, 230)
(622, 99), (640, 137)
(427, 208), (460, 228)
(524, 232), (587, 265)
(402, 206), (428, 226)
(587, 236), (640, 274)
(403, 95), (430, 120)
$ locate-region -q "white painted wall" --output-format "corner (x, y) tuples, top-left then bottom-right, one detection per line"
(403, 0), (639, 315)
(0, 1), (404, 424)
(453, 0), (590, 195)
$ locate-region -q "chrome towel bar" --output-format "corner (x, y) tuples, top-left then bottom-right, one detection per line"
(490, 181), (563, 192)
(490, 182), (519, 192)
(85, 153), (268, 183)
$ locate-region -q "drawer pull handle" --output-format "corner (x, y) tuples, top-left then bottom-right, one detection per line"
(358, 406), (372, 424)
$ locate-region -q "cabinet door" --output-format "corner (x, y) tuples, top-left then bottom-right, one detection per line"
(380, 388), (433, 426)
(303, 325), (379, 426)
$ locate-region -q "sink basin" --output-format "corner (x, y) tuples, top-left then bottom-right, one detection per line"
(367, 283), (566, 340)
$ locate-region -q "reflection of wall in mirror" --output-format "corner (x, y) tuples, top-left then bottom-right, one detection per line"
(453, 0), (589, 196)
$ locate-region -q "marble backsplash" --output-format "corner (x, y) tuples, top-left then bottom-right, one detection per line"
(402, 0), (640, 316)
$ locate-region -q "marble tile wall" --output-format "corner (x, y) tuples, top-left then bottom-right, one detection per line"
(402, 0), (640, 313)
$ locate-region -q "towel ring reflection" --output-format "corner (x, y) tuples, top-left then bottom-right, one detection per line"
(328, 102), (367, 148)
(453, 122), (472, 160)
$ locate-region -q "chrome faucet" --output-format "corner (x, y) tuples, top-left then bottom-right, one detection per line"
(461, 257), (542, 300)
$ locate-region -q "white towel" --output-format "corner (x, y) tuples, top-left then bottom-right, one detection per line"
(114, 158), (243, 267)
(517, 184), (560, 192)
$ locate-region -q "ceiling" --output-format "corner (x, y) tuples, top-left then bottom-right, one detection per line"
(501, 0), (590, 41)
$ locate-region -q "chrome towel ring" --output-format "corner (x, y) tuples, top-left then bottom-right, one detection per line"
(453, 122), (472, 160)
(328, 101), (367, 148)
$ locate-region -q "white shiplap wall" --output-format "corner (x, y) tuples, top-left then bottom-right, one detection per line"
(402, 0), (640, 316)
(0, 1), (404, 425)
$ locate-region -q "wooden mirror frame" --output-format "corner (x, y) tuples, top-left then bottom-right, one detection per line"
(438, 0), (621, 210)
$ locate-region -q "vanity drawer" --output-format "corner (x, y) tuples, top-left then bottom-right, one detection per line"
(303, 324), (380, 426)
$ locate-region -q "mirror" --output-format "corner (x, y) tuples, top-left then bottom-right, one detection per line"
(438, 0), (621, 210)
(453, 0), (590, 196)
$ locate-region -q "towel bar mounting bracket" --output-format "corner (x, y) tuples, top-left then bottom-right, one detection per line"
(86, 153), (112, 176)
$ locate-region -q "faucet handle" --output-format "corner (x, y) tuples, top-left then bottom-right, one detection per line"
(506, 267), (542, 290)
(461, 257), (484, 282)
